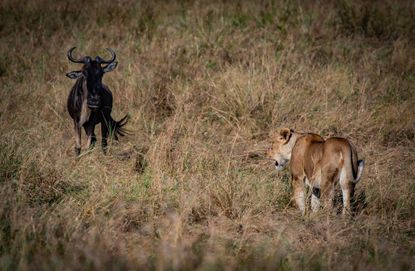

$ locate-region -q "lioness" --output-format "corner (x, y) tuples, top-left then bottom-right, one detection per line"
(268, 128), (364, 215)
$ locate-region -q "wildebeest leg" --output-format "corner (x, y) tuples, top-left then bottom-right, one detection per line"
(84, 124), (96, 150)
(101, 120), (109, 154)
(74, 121), (81, 156)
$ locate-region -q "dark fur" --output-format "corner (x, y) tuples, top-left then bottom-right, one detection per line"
(66, 48), (128, 156)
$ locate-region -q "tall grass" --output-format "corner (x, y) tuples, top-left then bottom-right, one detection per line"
(0, 0), (414, 270)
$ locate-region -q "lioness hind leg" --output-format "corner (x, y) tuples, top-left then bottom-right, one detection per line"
(340, 176), (355, 215)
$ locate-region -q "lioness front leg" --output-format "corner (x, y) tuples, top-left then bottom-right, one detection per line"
(311, 187), (320, 212)
(292, 176), (305, 214)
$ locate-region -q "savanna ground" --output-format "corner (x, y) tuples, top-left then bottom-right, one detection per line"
(1, 0), (414, 270)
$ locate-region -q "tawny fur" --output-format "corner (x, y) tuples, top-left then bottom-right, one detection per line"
(268, 128), (364, 215)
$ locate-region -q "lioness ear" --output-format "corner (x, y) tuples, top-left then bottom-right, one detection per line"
(279, 128), (291, 142)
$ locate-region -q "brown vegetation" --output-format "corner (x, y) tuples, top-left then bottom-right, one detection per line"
(0, 0), (414, 270)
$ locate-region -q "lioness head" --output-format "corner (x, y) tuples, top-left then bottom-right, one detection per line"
(267, 128), (295, 171)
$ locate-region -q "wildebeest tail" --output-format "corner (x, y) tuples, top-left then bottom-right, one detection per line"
(108, 114), (130, 140)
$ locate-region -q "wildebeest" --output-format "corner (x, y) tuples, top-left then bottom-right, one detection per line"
(66, 47), (128, 156)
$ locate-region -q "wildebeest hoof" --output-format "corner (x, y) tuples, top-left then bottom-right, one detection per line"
(75, 147), (81, 156)
(89, 142), (96, 150)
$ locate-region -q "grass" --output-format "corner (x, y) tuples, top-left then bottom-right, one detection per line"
(0, 0), (414, 270)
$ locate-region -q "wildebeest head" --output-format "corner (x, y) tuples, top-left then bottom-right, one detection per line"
(66, 47), (118, 109)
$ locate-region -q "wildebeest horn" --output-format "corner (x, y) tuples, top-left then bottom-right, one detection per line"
(67, 47), (87, 63)
(97, 48), (116, 64)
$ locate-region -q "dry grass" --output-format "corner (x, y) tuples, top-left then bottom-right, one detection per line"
(1, 0), (415, 270)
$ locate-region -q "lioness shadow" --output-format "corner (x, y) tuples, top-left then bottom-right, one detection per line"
(333, 189), (368, 215)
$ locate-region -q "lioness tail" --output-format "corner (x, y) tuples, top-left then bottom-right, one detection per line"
(354, 159), (365, 183)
